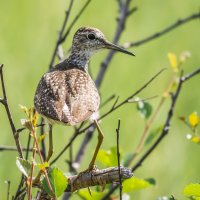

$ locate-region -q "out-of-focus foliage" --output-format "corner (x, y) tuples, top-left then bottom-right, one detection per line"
(0, 0), (200, 199)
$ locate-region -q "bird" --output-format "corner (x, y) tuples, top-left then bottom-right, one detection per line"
(34, 27), (134, 169)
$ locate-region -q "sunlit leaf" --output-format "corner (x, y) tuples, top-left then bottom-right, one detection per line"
(191, 136), (200, 144)
(41, 167), (67, 197)
(123, 177), (152, 193)
(20, 119), (32, 131)
(145, 126), (162, 146)
(16, 157), (32, 177)
(19, 104), (29, 116)
(189, 112), (199, 127)
(97, 147), (122, 167)
(38, 133), (47, 143)
(183, 183), (200, 198)
(180, 51), (191, 63)
(32, 111), (38, 127)
(36, 162), (49, 170)
(78, 188), (105, 200)
(137, 101), (152, 119)
(168, 53), (178, 72)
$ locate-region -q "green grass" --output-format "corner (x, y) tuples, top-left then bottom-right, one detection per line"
(0, 0), (200, 199)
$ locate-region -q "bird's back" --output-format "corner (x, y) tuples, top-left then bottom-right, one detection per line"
(34, 64), (100, 126)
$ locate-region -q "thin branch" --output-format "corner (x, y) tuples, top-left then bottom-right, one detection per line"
(0, 64), (23, 158)
(116, 119), (122, 200)
(49, 0), (74, 68)
(0, 145), (32, 152)
(123, 12), (200, 48)
(95, 0), (136, 88)
(65, 166), (132, 192)
(40, 118), (46, 161)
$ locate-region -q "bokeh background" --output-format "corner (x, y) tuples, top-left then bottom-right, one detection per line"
(0, 0), (200, 199)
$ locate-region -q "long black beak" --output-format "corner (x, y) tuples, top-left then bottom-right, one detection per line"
(104, 40), (135, 56)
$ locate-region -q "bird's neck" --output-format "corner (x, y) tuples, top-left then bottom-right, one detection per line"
(66, 48), (92, 70)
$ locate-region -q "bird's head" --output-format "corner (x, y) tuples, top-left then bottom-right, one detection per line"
(72, 27), (135, 56)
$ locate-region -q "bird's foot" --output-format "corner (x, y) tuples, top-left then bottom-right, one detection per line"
(77, 164), (98, 177)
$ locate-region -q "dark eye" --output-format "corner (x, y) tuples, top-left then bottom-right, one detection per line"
(87, 33), (96, 40)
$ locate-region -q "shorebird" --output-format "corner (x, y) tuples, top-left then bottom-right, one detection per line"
(34, 27), (134, 169)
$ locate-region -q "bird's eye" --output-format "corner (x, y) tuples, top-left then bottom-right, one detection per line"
(87, 33), (96, 40)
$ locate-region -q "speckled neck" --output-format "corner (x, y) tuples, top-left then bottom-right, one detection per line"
(66, 48), (92, 70)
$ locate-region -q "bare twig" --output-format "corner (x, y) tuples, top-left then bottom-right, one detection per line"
(0, 64), (23, 158)
(95, 0), (136, 87)
(49, 0), (74, 68)
(65, 166), (132, 192)
(123, 12), (200, 48)
(40, 118), (46, 161)
(116, 119), (122, 200)
(0, 145), (32, 152)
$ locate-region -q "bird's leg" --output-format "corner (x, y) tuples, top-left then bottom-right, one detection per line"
(88, 119), (104, 170)
(46, 124), (54, 162)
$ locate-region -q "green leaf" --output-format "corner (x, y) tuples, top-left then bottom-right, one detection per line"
(183, 183), (200, 198)
(97, 147), (122, 167)
(36, 162), (49, 170)
(123, 177), (152, 193)
(137, 101), (152, 119)
(145, 178), (156, 185)
(41, 167), (67, 197)
(145, 126), (162, 146)
(78, 188), (105, 200)
(16, 157), (32, 177)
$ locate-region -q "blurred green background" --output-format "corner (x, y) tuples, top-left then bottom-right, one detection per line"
(0, 0), (200, 199)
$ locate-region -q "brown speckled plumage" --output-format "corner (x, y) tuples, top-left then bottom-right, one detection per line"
(34, 27), (134, 126)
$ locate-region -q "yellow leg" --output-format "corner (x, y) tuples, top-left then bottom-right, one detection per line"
(46, 124), (54, 162)
(88, 120), (104, 169)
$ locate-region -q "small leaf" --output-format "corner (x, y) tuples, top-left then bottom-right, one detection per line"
(189, 112), (199, 127)
(16, 157), (32, 177)
(183, 183), (200, 198)
(38, 133), (47, 143)
(137, 101), (152, 119)
(180, 51), (191, 63)
(97, 147), (122, 167)
(168, 53), (178, 72)
(36, 162), (49, 170)
(191, 136), (200, 144)
(145, 126), (162, 146)
(78, 188), (105, 200)
(145, 178), (156, 185)
(123, 177), (152, 193)
(19, 104), (29, 116)
(41, 167), (67, 197)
